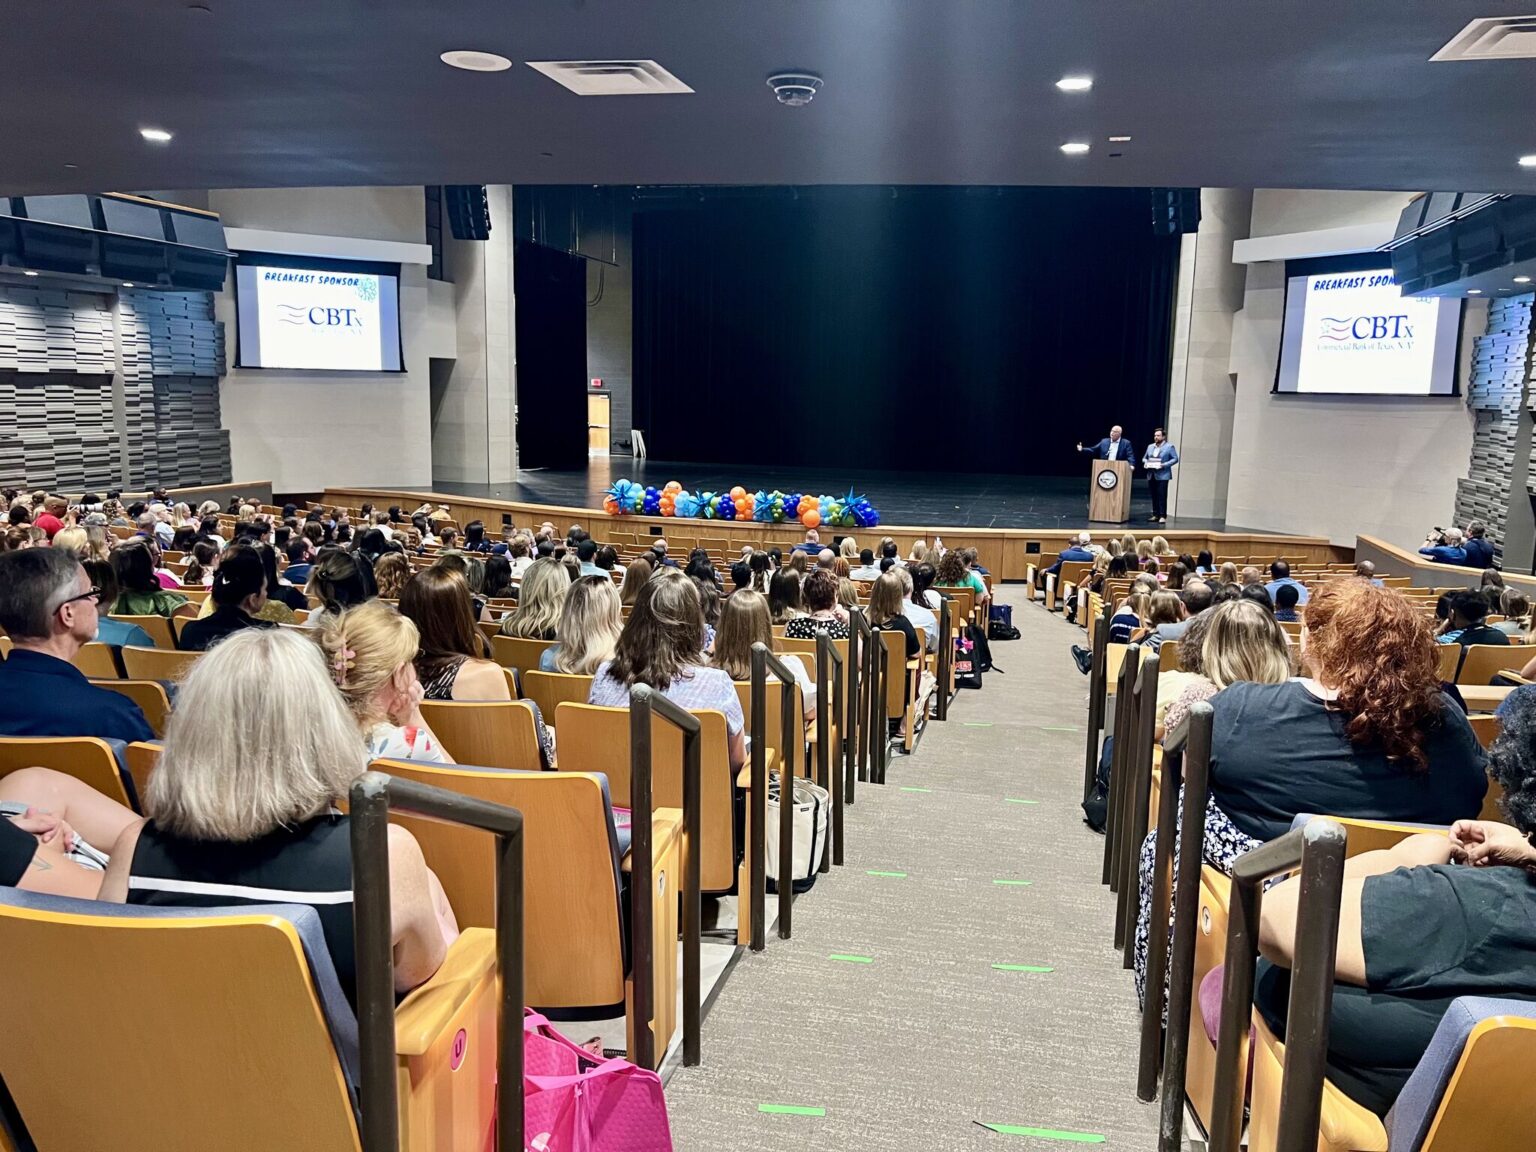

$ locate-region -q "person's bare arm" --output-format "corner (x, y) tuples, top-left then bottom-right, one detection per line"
(1258, 833), (1452, 986)
(451, 659), (512, 702)
(97, 820), (148, 903)
(1521, 652), (1536, 680)
(386, 825), (456, 992)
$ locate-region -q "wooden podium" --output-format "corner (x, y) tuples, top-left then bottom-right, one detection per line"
(1088, 459), (1132, 523)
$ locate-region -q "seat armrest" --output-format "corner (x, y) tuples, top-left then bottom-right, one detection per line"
(394, 926), (497, 1057)
(736, 749), (778, 789)
(622, 808), (683, 873)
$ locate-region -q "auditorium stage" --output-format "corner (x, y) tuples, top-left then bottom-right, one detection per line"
(424, 459), (1236, 532)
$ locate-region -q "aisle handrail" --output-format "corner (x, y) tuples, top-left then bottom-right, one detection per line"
(750, 643), (802, 943)
(816, 631), (846, 870)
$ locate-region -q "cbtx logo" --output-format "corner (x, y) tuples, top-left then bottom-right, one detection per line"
(1319, 314), (1413, 342)
(275, 303), (364, 330)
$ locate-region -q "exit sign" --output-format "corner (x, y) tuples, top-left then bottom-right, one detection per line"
(591, 378), (604, 389)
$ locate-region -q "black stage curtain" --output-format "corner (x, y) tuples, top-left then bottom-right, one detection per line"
(514, 239), (588, 470)
(632, 187), (1179, 477)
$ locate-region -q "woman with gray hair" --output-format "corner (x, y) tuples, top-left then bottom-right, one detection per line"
(99, 627), (459, 1003)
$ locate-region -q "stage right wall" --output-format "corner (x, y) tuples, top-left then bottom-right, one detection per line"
(1218, 189), (1483, 548)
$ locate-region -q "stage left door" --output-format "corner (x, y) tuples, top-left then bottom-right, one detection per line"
(588, 393), (610, 457)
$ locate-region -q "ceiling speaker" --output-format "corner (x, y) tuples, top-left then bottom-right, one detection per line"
(445, 185), (492, 241)
(1151, 188), (1201, 237)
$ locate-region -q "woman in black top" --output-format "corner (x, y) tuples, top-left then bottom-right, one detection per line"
(257, 539), (308, 611)
(100, 628), (458, 1006)
(1256, 684), (1536, 1116)
(176, 545), (276, 652)
(867, 571), (919, 715)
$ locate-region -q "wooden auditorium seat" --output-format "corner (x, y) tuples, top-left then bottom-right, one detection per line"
(490, 634), (557, 674)
(72, 641), (122, 679)
(373, 759), (681, 1068)
(90, 679), (172, 739)
(417, 700), (543, 771)
(0, 889), (500, 1152)
(109, 614), (177, 650)
(0, 737), (137, 810)
(120, 646), (200, 682)
(1456, 643), (1531, 686)
(520, 670), (596, 728)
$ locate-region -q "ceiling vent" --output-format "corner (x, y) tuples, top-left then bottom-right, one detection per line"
(525, 60), (693, 95)
(1432, 16), (1536, 61)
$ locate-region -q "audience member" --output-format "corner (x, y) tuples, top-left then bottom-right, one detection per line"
(1165, 562), (1188, 591)
(791, 528), (821, 557)
(710, 590), (815, 719)
(1194, 550), (1214, 575)
(589, 574), (746, 770)
(540, 575), (623, 675)
(936, 548), (989, 610)
(893, 565), (938, 653)
(499, 556), (570, 639)
(31, 496), (66, 540)
(373, 552), (410, 599)
(1461, 520), (1495, 569)
(850, 549), (882, 581)
(1218, 561), (1238, 584)
(1254, 682), (1536, 1115)
(619, 557), (653, 606)
(694, 575), (722, 644)
(768, 571), (804, 624)
(1261, 560), (1307, 605)
(785, 568), (849, 639)
(99, 628), (458, 1005)
(252, 541), (305, 616)
(816, 548), (837, 569)
(1132, 590), (1184, 645)
(79, 559), (154, 649)
(1496, 589), (1531, 637)
(401, 567), (511, 701)
(651, 538), (677, 568)
(1435, 589), (1509, 649)
(0, 549), (153, 741)
(108, 541), (189, 618)
(1273, 581), (1301, 622)
(0, 766), (140, 898)
(1479, 567), (1506, 614)
(1239, 582), (1274, 612)
(574, 538), (603, 577)
(304, 549), (373, 631)
(1108, 591), (1149, 644)
(482, 554), (514, 601)
(594, 544), (623, 581)
(507, 536), (534, 578)
(868, 572), (924, 718)
(839, 537), (860, 562)
(1419, 526), (1467, 565)
(176, 545), (276, 652)
(1045, 532), (1094, 580)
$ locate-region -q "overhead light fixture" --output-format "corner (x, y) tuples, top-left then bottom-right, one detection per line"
(767, 72), (823, 106)
(122, 282), (135, 288)
(1060, 141), (1091, 155)
(1521, 154), (1536, 168)
(140, 127), (172, 143)
(1516, 275), (1532, 284)
(1056, 76), (1093, 92)
(1108, 135), (1132, 142)
(22, 270), (38, 277)
(1468, 288), (1484, 294)
(440, 50), (513, 72)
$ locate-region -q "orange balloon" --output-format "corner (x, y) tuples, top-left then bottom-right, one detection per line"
(603, 497), (619, 515)
(800, 509), (821, 528)
(730, 486), (746, 501)
(665, 481), (682, 494)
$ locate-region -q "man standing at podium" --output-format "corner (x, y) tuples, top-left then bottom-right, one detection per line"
(1141, 427), (1179, 524)
(1077, 425), (1135, 464)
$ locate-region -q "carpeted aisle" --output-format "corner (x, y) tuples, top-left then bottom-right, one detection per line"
(664, 588), (1160, 1149)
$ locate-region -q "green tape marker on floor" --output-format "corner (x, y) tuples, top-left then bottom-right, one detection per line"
(963, 721), (994, 727)
(759, 1104), (826, 1117)
(991, 963), (1055, 973)
(976, 1122), (1104, 1142)
(1004, 798), (1039, 805)
(866, 870), (907, 878)
(1039, 725), (1079, 733)
(900, 786), (932, 793)
(828, 953), (874, 964)
(992, 879), (1033, 886)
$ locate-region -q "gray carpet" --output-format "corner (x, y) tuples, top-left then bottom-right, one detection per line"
(664, 588), (1161, 1149)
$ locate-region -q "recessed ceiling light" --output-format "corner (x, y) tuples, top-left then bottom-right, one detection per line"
(1521, 155), (1536, 168)
(441, 50), (513, 72)
(1516, 276), (1532, 283)
(22, 270), (38, 277)
(122, 282), (135, 288)
(1108, 135), (1132, 143)
(140, 127), (172, 143)
(1056, 76), (1093, 92)
(1468, 288), (1483, 294)
(1060, 141), (1091, 155)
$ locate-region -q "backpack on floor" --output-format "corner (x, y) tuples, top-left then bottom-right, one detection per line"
(765, 773), (829, 894)
(1081, 735), (1114, 833)
(988, 603), (1021, 641)
(954, 629), (984, 689)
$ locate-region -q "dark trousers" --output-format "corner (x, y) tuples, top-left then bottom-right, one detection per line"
(1148, 477), (1169, 519)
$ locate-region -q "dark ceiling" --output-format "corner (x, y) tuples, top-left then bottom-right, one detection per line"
(3, 1), (1536, 195)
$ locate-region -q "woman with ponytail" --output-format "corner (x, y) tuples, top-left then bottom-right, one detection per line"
(176, 544), (275, 652)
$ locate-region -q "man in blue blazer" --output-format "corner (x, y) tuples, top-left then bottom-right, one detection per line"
(1141, 427), (1180, 523)
(1077, 425), (1135, 465)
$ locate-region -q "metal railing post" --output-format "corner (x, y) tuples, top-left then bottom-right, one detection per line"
(630, 685), (704, 1067)
(1208, 820), (1348, 1152)
(849, 609), (871, 786)
(816, 632), (845, 870)
(1119, 649), (1160, 968)
(350, 771), (525, 1152)
(750, 643), (802, 940)
(1102, 643), (1140, 888)
(749, 647), (768, 953)
(1082, 614), (1110, 803)
(934, 592), (953, 722)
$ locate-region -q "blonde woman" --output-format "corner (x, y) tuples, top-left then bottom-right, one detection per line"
(314, 600), (453, 763)
(837, 578), (859, 611)
(908, 540), (929, 565)
(1135, 539), (1155, 566)
(540, 575), (623, 674)
(372, 552), (411, 599)
(498, 556), (570, 639)
(838, 537), (859, 561)
(49, 526), (88, 558)
(1218, 561), (1238, 585)
(1151, 534), (1171, 556)
(1120, 533), (1138, 556)
(100, 627), (460, 999)
(709, 590), (815, 719)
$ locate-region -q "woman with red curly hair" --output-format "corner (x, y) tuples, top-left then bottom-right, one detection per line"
(1209, 579), (1488, 842)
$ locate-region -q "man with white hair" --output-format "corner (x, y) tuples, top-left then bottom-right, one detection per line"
(817, 548), (836, 568)
(1044, 531), (1095, 581)
(792, 528), (821, 557)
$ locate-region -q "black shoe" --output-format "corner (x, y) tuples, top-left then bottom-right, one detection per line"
(1071, 645), (1093, 676)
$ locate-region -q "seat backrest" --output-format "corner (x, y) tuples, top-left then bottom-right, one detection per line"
(72, 641), (122, 679)
(374, 759), (625, 1009)
(1105, 642), (1139, 689)
(0, 890), (361, 1152)
(1435, 644), (1460, 683)
(521, 671), (596, 726)
(733, 678), (805, 773)
(417, 700), (543, 770)
(555, 703), (737, 891)
(491, 634), (558, 672)
(1457, 644), (1530, 686)
(1468, 714), (1500, 750)
(110, 614), (176, 650)
(879, 628), (912, 715)
(124, 741), (162, 805)
(0, 736), (135, 809)
(90, 679), (172, 739)
(1159, 643), (1184, 673)
(121, 645), (200, 682)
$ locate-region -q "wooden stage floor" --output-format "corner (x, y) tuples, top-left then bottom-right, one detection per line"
(421, 459), (1246, 533)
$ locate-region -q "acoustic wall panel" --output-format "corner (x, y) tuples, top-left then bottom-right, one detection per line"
(0, 285), (231, 492)
(1453, 294), (1533, 558)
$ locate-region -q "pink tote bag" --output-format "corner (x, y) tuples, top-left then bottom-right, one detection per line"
(523, 1011), (674, 1152)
